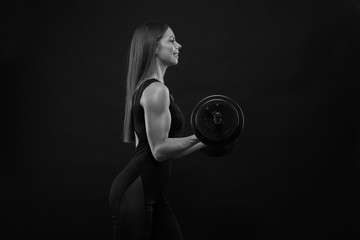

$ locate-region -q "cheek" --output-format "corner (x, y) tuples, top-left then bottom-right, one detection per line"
(159, 46), (174, 58)
(160, 44), (173, 53)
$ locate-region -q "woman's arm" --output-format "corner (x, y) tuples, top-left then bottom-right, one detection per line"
(171, 142), (206, 159)
(141, 82), (204, 162)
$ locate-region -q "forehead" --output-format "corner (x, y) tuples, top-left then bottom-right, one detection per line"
(161, 27), (175, 39)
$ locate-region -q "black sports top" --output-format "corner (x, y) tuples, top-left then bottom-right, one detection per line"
(131, 78), (184, 201)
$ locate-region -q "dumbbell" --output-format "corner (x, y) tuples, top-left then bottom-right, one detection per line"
(191, 95), (244, 157)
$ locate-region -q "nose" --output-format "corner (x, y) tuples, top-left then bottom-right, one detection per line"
(176, 42), (182, 50)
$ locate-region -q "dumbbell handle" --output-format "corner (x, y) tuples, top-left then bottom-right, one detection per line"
(213, 111), (222, 125)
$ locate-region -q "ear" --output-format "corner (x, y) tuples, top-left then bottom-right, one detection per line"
(155, 41), (161, 55)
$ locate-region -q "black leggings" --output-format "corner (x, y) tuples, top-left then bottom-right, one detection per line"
(109, 162), (184, 240)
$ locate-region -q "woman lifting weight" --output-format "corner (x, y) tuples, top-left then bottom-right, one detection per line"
(109, 21), (205, 240)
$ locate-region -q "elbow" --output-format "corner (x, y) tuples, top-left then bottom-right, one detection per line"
(153, 151), (166, 162)
(152, 147), (168, 162)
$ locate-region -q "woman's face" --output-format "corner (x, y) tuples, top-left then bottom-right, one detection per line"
(156, 27), (182, 66)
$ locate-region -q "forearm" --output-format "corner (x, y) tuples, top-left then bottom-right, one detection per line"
(171, 142), (206, 160)
(153, 135), (201, 161)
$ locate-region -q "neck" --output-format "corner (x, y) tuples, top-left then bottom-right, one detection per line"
(149, 60), (168, 84)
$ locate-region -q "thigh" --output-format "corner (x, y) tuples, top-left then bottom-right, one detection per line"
(150, 198), (184, 240)
(109, 162), (147, 240)
(116, 176), (146, 240)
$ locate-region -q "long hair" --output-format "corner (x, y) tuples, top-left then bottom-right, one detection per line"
(123, 21), (169, 143)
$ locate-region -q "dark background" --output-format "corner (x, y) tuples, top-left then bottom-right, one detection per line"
(2, 0), (360, 239)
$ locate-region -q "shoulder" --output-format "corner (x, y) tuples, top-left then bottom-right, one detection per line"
(141, 82), (170, 111)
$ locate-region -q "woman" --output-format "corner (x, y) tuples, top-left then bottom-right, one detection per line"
(109, 21), (205, 240)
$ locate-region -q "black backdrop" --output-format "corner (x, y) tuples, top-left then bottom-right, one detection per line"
(3, 0), (360, 239)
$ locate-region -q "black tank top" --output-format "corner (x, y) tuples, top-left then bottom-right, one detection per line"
(131, 78), (184, 201)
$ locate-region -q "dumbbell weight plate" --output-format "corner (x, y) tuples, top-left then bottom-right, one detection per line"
(200, 141), (236, 157)
(191, 95), (244, 146)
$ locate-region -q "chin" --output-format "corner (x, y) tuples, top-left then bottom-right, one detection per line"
(167, 61), (178, 67)
(164, 57), (178, 67)
(172, 59), (179, 65)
